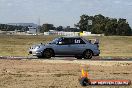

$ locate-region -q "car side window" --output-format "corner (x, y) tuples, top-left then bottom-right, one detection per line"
(62, 38), (73, 45)
(74, 38), (86, 44)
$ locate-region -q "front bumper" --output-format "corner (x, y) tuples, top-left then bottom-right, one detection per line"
(29, 50), (43, 56)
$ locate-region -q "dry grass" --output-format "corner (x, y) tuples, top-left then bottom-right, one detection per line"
(98, 36), (132, 57)
(0, 35), (59, 56)
(0, 59), (131, 88)
(0, 35), (132, 57)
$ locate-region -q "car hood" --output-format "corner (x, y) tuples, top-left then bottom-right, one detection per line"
(30, 43), (45, 49)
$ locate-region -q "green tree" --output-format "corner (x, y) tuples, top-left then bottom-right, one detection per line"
(104, 19), (117, 35)
(116, 19), (131, 36)
(56, 26), (63, 31)
(76, 14), (132, 36)
(40, 23), (55, 32)
(75, 14), (91, 32)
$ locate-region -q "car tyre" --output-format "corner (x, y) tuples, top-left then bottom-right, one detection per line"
(43, 49), (53, 59)
(83, 50), (93, 59)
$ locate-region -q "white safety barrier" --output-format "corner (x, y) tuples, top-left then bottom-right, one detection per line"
(44, 31), (104, 36)
(44, 32), (80, 36)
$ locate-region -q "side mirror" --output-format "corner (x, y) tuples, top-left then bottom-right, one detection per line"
(58, 41), (63, 45)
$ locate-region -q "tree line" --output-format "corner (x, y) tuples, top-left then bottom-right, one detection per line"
(0, 14), (132, 36)
(39, 24), (80, 32)
(0, 24), (29, 32)
(0, 23), (80, 33)
(75, 14), (132, 36)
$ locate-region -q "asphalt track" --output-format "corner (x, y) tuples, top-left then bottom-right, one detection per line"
(0, 56), (132, 61)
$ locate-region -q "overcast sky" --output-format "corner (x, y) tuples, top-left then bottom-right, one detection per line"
(0, 0), (132, 27)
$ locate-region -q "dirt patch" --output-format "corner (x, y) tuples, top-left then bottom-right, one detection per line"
(0, 59), (132, 88)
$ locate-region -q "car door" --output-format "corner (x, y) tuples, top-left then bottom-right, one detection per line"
(70, 38), (86, 55)
(53, 38), (74, 55)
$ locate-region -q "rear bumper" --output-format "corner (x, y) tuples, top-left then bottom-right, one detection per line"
(93, 50), (100, 56)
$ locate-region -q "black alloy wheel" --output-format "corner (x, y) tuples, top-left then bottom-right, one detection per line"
(43, 49), (53, 59)
(84, 50), (93, 59)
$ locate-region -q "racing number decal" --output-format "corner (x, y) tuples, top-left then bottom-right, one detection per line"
(75, 39), (80, 44)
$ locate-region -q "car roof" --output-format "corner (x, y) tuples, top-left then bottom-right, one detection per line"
(61, 36), (82, 38)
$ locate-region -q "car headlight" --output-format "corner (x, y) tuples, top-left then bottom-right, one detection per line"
(36, 46), (40, 49)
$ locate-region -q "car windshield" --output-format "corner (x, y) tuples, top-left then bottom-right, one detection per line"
(49, 38), (60, 44)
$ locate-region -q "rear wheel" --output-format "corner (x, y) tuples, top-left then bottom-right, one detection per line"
(43, 49), (53, 59)
(83, 50), (93, 59)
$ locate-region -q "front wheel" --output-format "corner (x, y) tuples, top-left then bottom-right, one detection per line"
(43, 49), (53, 59)
(83, 50), (93, 59)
